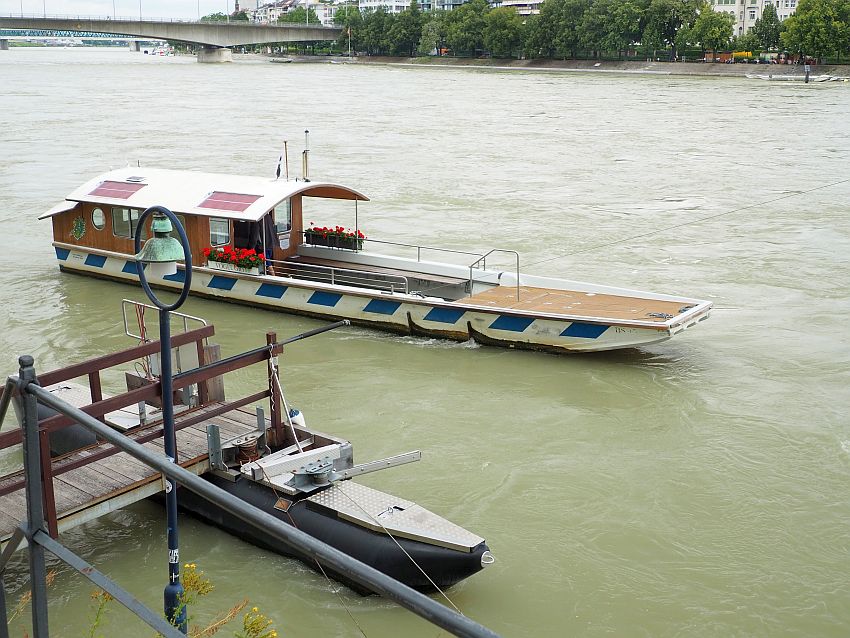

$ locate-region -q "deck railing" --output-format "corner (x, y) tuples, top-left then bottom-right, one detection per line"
(468, 249), (521, 301)
(0, 331), (500, 638)
(268, 257), (409, 293)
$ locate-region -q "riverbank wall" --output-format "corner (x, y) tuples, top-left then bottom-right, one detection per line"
(281, 55), (850, 80)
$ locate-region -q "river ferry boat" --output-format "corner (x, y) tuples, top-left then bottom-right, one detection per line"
(42, 167), (712, 353)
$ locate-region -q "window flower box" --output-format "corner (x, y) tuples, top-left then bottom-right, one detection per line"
(207, 260), (260, 276)
(304, 225), (365, 250)
(203, 246), (264, 275)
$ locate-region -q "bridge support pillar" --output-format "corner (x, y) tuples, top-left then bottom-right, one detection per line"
(0, 40), (9, 51)
(128, 40), (141, 52)
(197, 46), (232, 63)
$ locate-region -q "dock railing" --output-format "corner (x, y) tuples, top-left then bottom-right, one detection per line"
(0, 339), (501, 638)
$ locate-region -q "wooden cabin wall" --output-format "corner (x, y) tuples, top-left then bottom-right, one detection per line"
(52, 203), (215, 265)
(273, 195), (303, 261)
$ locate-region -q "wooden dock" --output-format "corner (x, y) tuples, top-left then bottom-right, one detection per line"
(0, 323), (288, 549)
(0, 404), (260, 545)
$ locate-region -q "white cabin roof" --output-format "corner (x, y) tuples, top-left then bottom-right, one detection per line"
(40, 167), (369, 221)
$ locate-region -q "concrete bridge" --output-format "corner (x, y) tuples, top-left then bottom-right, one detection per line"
(0, 15), (341, 61)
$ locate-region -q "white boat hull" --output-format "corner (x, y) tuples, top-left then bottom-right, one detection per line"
(54, 244), (710, 353)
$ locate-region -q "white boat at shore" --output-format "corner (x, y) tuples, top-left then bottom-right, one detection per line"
(42, 166), (711, 354)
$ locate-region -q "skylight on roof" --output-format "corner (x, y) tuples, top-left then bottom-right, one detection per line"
(88, 181), (147, 200)
(198, 191), (262, 213)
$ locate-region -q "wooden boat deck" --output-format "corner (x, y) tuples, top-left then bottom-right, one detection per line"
(0, 403), (260, 545)
(456, 285), (695, 322)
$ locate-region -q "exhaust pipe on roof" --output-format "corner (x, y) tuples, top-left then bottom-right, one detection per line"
(302, 129), (310, 182)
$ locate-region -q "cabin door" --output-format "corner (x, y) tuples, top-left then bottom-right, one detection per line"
(271, 201), (297, 261)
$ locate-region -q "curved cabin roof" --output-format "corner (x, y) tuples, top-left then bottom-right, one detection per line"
(40, 167), (369, 222)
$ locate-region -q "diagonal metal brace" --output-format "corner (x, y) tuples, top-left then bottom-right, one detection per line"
(33, 530), (184, 638)
(0, 527), (26, 575)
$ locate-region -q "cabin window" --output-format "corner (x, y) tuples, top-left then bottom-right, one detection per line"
(273, 202), (291, 233)
(91, 208), (105, 230)
(210, 218), (230, 246)
(112, 207), (141, 239)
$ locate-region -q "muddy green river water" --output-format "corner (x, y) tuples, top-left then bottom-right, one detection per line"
(1, 47), (849, 637)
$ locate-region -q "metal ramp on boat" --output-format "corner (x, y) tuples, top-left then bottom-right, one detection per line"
(307, 481), (485, 553)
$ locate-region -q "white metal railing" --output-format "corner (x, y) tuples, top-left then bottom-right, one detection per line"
(468, 249), (521, 301)
(268, 259), (409, 294)
(122, 299), (208, 342)
(361, 237), (485, 265)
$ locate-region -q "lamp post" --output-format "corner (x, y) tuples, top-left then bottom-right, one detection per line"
(134, 206), (193, 634)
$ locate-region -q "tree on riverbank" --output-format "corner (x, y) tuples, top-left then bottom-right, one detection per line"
(278, 6), (320, 24)
(688, 2), (734, 58)
(484, 7), (525, 58)
(781, 0), (850, 61)
(751, 3), (784, 50)
(201, 11), (249, 22)
(335, 0), (850, 63)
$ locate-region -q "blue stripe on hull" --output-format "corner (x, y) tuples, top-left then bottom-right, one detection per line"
(122, 261), (140, 275)
(561, 322), (609, 339)
(423, 308), (465, 324)
(308, 291), (342, 307)
(489, 316), (534, 332)
(364, 299), (401, 315)
(256, 283), (287, 299)
(55, 247), (70, 261)
(164, 269), (186, 283)
(84, 254), (107, 268)
(208, 275), (236, 291)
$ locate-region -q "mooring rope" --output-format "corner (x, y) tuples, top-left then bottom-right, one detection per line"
(333, 482), (463, 615)
(257, 465), (369, 638)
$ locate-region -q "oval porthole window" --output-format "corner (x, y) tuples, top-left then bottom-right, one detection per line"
(92, 208), (105, 230)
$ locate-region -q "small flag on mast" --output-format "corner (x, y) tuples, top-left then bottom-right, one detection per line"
(276, 154), (282, 180)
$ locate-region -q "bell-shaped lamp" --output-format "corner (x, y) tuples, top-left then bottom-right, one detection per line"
(134, 213), (185, 278)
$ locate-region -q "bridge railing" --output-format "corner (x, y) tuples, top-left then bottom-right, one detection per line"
(1, 14), (340, 27)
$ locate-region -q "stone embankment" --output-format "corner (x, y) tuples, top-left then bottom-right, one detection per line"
(281, 54), (850, 80)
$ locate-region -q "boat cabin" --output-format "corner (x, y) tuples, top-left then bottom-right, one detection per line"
(40, 167), (368, 271)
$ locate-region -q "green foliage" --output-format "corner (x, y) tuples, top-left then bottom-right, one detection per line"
(334, 5), (363, 51)
(278, 6), (320, 24)
(483, 7), (525, 58)
(201, 12), (229, 22)
(548, 0), (591, 59)
(445, 0), (490, 55)
(417, 12), (448, 55)
(232, 10), (250, 22)
(690, 2), (734, 53)
(578, 0), (643, 58)
(89, 590), (113, 638)
(361, 7), (396, 55)
(81, 564), (264, 638)
(751, 3), (783, 49)
(235, 607), (279, 638)
(644, 0), (700, 59)
(388, 0), (424, 56)
(325, 0), (850, 63)
(781, 0), (850, 60)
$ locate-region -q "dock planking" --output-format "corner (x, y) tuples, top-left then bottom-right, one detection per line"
(0, 402), (262, 546)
